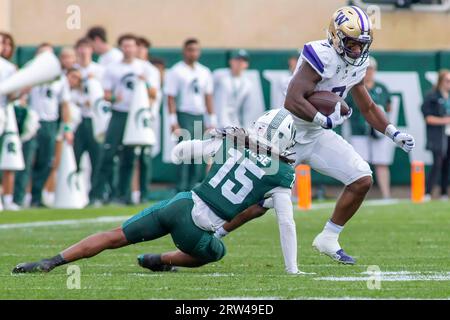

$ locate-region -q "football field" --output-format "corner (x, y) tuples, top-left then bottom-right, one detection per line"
(0, 200), (449, 300)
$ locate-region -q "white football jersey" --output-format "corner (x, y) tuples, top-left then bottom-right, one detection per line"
(286, 39), (369, 143)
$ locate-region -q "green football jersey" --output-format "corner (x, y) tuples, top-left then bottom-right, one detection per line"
(193, 139), (295, 222)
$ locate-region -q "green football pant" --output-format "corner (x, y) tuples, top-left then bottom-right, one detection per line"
(13, 138), (37, 205)
(74, 117), (101, 200)
(31, 121), (58, 204)
(92, 110), (135, 202)
(137, 146), (152, 201)
(177, 112), (204, 191)
(122, 191), (226, 263)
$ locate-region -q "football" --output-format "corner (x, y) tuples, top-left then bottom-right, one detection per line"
(307, 91), (350, 116)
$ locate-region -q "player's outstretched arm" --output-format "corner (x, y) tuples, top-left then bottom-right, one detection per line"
(171, 138), (223, 164)
(284, 61), (322, 121)
(351, 81), (390, 133)
(352, 82), (415, 153)
(214, 204), (268, 238)
(272, 190), (299, 274)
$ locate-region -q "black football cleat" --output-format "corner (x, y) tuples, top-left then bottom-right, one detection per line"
(12, 259), (55, 274)
(137, 254), (177, 272)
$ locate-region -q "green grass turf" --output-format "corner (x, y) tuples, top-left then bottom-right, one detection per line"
(0, 200), (449, 299)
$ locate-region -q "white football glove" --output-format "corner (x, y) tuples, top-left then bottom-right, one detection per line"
(258, 197), (274, 209)
(313, 102), (352, 129)
(385, 124), (415, 153)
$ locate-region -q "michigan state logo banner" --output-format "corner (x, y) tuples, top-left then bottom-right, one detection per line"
(0, 104), (25, 171)
(123, 79), (156, 146)
(87, 77), (112, 143)
(54, 141), (88, 209)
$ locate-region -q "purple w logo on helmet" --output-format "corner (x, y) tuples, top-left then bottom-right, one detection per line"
(334, 12), (349, 25)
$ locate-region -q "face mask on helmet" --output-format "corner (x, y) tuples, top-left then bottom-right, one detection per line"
(250, 110), (296, 157)
(337, 31), (372, 67)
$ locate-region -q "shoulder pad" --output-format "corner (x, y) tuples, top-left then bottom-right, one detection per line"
(301, 40), (335, 78)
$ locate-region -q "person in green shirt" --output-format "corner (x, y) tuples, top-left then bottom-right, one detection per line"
(347, 57), (393, 199)
(421, 69), (450, 199)
(12, 109), (303, 275)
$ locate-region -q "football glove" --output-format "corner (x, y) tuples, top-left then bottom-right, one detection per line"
(313, 102), (352, 129)
(385, 124), (415, 153)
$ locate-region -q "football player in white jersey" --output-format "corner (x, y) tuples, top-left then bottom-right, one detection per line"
(282, 6), (415, 264)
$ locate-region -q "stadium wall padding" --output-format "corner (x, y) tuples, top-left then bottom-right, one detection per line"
(12, 47), (450, 185)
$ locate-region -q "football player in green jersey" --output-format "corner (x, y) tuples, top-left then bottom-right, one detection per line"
(12, 109), (302, 275)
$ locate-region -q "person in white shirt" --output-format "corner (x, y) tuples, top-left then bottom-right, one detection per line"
(0, 33), (18, 211)
(40, 46), (78, 207)
(91, 34), (158, 205)
(213, 49), (252, 127)
(23, 43), (73, 207)
(72, 37), (105, 202)
(129, 36), (161, 204)
(165, 38), (216, 191)
(86, 26), (123, 67)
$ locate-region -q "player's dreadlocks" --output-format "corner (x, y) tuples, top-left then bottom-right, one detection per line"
(209, 127), (295, 164)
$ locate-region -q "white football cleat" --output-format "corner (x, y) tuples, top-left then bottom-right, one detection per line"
(312, 232), (356, 265)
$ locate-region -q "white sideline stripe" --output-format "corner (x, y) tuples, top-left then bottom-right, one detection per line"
(0, 216), (130, 230)
(310, 199), (403, 210)
(315, 271), (450, 282)
(0, 199), (407, 230)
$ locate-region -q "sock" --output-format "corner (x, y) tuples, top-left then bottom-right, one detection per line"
(45, 253), (68, 268)
(3, 194), (13, 205)
(323, 219), (344, 235)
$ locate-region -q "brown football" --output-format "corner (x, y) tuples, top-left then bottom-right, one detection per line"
(307, 91), (350, 116)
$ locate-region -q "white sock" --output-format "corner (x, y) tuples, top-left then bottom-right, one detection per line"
(131, 191), (140, 204)
(24, 193), (32, 208)
(323, 219), (344, 236)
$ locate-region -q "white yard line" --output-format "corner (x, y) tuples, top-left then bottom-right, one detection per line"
(0, 199), (408, 230)
(315, 271), (450, 282)
(310, 198), (403, 210)
(0, 216), (130, 230)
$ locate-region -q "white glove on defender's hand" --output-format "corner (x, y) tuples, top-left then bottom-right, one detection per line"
(258, 197), (274, 209)
(385, 124), (415, 153)
(313, 102), (352, 129)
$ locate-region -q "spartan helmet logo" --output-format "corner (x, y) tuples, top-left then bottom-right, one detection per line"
(67, 171), (81, 192)
(83, 81), (89, 94)
(46, 88), (53, 98)
(120, 73), (136, 91)
(7, 141), (16, 154)
(191, 78), (199, 94)
(135, 108), (152, 128)
(94, 99), (111, 116)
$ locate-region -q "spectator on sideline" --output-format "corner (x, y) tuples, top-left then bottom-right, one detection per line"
(422, 69), (450, 200)
(269, 52), (298, 110)
(130, 35), (161, 204)
(348, 57), (393, 199)
(91, 34), (158, 205)
(213, 49), (252, 127)
(86, 26), (123, 67)
(164, 38), (215, 191)
(14, 43), (73, 207)
(0, 32), (15, 61)
(442, 71), (450, 199)
(41, 46), (77, 206)
(0, 32), (18, 211)
(73, 37), (105, 203)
